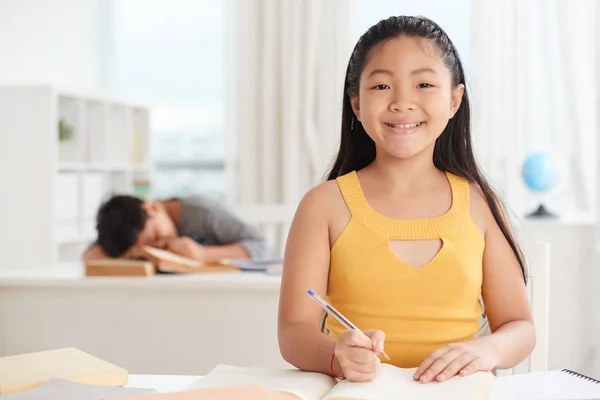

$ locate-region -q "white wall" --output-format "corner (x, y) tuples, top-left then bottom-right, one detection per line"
(0, 0), (105, 90)
(0, 0), (105, 271)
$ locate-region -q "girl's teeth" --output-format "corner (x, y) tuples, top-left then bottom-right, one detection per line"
(387, 122), (421, 129)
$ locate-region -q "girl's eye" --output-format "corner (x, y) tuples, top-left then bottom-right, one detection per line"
(418, 83), (434, 88)
(372, 84), (390, 90)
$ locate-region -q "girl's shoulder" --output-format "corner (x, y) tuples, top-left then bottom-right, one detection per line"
(468, 182), (496, 236)
(301, 179), (346, 209)
(468, 182), (488, 208)
(294, 179), (349, 222)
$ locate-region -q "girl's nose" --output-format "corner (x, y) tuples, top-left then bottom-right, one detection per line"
(389, 89), (417, 112)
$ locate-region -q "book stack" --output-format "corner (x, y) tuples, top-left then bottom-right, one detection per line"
(0, 347), (131, 395)
(84, 246), (240, 277)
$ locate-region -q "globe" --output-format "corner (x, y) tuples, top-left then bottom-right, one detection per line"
(521, 153), (565, 218)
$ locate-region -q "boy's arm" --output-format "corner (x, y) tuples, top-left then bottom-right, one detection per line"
(202, 203), (274, 260)
(82, 244), (110, 261)
(164, 237), (249, 264)
(203, 242), (250, 262)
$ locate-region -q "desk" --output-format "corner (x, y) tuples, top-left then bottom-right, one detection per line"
(124, 372), (600, 399)
(126, 374), (200, 393)
(517, 219), (600, 377)
(0, 264), (291, 374)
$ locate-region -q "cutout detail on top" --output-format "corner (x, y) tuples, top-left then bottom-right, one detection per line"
(388, 238), (443, 268)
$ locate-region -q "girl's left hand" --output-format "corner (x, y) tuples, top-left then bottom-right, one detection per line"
(413, 338), (500, 383)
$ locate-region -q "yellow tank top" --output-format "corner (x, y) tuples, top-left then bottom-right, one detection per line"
(325, 170), (484, 368)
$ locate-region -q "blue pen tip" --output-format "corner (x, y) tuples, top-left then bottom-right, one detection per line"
(307, 289), (315, 296)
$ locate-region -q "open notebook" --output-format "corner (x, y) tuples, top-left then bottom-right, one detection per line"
(103, 364), (600, 400)
(188, 364), (495, 400)
(489, 368), (600, 400)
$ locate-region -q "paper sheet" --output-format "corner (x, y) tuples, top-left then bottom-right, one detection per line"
(325, 364), (495, 400)
(188, 364), (336, 400)
(490, 370), (600, 400)
(1, 379), (154, 400)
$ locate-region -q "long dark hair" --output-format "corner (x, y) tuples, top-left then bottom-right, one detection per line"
(327, 16), (526, 281)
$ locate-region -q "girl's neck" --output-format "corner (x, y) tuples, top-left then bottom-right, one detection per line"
(366, 150), (444, 192)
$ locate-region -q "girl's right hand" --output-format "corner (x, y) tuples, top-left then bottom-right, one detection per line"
(333, 330), (385, 382)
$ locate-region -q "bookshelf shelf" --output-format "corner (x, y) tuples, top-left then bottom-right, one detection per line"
(0, 85), (152, 267)
(57, 162), (152, 172)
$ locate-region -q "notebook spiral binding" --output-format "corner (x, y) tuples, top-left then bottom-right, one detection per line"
(562, 369), (600, 385)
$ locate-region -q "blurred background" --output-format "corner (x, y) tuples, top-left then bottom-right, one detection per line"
(0, 0), (599, 380)
(0, 0), (475, 202)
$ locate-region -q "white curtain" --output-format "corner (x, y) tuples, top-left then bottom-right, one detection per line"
(229, 0), (349, 206)
(472, 0), (599, 376)
(471, 0), (598, 219)
(593, 0), (600, 379)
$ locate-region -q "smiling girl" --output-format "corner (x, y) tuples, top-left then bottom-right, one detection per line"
(277, 16), (535, 384)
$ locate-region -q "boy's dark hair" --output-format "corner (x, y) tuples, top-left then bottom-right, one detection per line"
(96, 195), (147, 257)
(327, 16), (526, 282)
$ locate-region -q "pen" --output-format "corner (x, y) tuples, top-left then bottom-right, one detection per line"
(307, 288), (390, 360)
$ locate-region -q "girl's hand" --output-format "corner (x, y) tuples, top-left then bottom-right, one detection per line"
(413, 338), (500, 383)
(334, 330), (385, 382)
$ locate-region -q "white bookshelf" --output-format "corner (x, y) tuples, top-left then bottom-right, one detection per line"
(0, 85), (151, 269)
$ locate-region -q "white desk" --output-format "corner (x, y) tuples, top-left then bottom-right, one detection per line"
(125, 372), (600, 399)
(517, 219), (600, 377)
(0, 264), (291, 374)
(126, 374), (200, 393)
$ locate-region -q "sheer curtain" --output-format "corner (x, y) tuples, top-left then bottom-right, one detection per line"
(229, 0), (349, 206)
(471, 0), (598, 219)
(472, 0), (599, 375)
(592, 0), (600, 379)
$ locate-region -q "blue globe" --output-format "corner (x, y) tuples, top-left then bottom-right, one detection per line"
(521, 153), (563, 193)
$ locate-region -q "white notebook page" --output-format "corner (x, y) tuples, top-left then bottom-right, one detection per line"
(325, 364), (495, 400)
(490, 370), (600, 400)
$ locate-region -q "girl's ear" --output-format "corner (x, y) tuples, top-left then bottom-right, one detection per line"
(350, 94), (361, 121)
(450, 84), (465, 118)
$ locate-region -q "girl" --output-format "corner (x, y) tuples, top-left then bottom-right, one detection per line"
(277, 16), (535, 384)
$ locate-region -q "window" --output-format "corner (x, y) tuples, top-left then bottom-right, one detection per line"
(105, 0), (228, 199)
